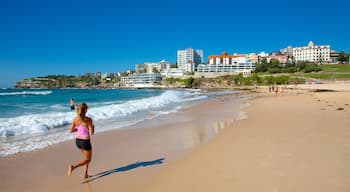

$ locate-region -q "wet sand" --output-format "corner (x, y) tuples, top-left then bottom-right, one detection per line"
(0, 92), (244, 192)
(143, 85), (350, 192)
(2, 83), (350, 192)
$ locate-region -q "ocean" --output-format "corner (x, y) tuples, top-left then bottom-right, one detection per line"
(0, 88), (233, 157)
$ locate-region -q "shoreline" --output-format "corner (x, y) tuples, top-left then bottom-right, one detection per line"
(0, 91), (246, 192)
(0, 88), (239, 157)
(2, 83), (350, 191)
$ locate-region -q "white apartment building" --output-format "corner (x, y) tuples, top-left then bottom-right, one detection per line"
(280, 46), (293, 57)
(197, 63), (255, 74)
(292, 41), (330, 63)
(177, 48), (203, 72)
(199, 52), (256, 75)
(136, 60), (171, 73)
(120, 73), (162, 87)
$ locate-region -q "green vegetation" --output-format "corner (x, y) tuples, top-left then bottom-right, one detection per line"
(183, 77), (195, 88)
(321, 64), (350, 72)
(338, 52), (350, 63)
(165, 74), (305, 89)
(165, 77), (196, 88)
(165, 77), (183, 84)
(230, 74), (303, 86)
(21, 74), (108, 88)
(255, 60), (322, 74)
(300, 73), (350, 79)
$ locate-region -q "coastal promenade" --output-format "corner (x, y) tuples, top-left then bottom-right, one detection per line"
(1, 83), (350, 192)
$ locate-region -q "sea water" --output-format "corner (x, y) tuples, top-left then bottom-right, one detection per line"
(0, 88), (232, 157)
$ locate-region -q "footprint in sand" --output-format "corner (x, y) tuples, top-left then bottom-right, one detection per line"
(336, 107), (345, 111)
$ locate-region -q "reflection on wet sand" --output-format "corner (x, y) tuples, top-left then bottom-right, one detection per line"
(213, 119), (235, 134)
(180, 118), (237, 150)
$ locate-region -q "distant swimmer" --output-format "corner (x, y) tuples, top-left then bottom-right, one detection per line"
(67, 103), (95, 179)
(70, 98), (75, 110)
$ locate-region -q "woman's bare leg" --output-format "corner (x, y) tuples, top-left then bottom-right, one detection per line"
(67, 149), (92, 178)
(83, 150), (92, 178)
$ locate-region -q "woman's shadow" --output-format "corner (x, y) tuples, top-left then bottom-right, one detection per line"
(82, 158), (165, 184)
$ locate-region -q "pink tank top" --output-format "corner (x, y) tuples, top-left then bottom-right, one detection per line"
(76, 124), (89, 138)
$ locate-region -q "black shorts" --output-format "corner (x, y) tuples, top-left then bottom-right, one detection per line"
(76, 138), (92, 151)
(70, 105), (75, 110)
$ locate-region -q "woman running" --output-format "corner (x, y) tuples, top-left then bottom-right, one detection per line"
(67, 103), (95, 179)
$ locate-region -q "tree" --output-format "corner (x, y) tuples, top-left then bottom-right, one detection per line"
(254, 62), (268, 72)
(296, 61), (306, 72)
(338, 52), (347, 64)
(269, 58), (280, 67)
(184, 77), (194, 88)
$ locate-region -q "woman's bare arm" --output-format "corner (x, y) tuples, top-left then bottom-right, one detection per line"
(70, 118), (77, 133)
(89, 118), (95, 135)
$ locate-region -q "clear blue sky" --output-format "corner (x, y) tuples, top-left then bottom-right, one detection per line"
(1, 0), (349, 88)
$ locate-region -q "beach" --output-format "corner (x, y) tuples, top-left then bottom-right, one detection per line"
(143, 84), (350, 192)
(0, 90), (244, 192)
(1, 84), (350, 191)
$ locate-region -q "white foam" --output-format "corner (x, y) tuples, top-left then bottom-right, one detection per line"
(0, 90), (209, 138)
(0, 131), (74, 157)
(0, 90), (208, 156)
(0, 90), (52, 96)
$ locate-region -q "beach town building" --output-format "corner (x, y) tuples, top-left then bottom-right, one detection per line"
(135, 64), (146, 74)
(330, 50), (340, 64)
(120, 72), (162, 87)
(247, 53), (259, 64)
(258, 52), (269, 58)
(136, 60), (171, 74)
(197, 52), (255, 77)
(256, 52), (270, 64)
(208, 52), (247, 65)
(177, 48), (203, 72)
(267, 52), (288, 64)
(161, 68), (184, 77)
(286, 41), (331, 63)
(280, 46), (293, 57)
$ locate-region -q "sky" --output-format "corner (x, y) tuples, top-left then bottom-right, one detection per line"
(0, 0), (349, 88)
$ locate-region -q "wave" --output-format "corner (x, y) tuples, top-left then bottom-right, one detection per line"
(0, 90), (52, 96)
(0, 90), (206, 138)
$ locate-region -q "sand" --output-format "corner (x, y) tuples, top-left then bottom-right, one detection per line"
(0, 91), (244, 192)
(143, 85), (350, 192)
(1, 84), (350, 192)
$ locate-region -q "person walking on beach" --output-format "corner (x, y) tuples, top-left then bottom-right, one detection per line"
(70, 98), (76, 111)
(274, 84), (279, 96)
(67, 103), (95, 179)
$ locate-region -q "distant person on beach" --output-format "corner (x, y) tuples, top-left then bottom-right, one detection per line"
(70, 98), (76, 110)
(274, 84), (278, 96)
(67, 103), (95, 179)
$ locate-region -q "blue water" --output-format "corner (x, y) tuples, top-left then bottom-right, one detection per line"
(0, 88), (213, 156)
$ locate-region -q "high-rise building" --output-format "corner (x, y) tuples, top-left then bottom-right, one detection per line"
(177, 48), (203, 72)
